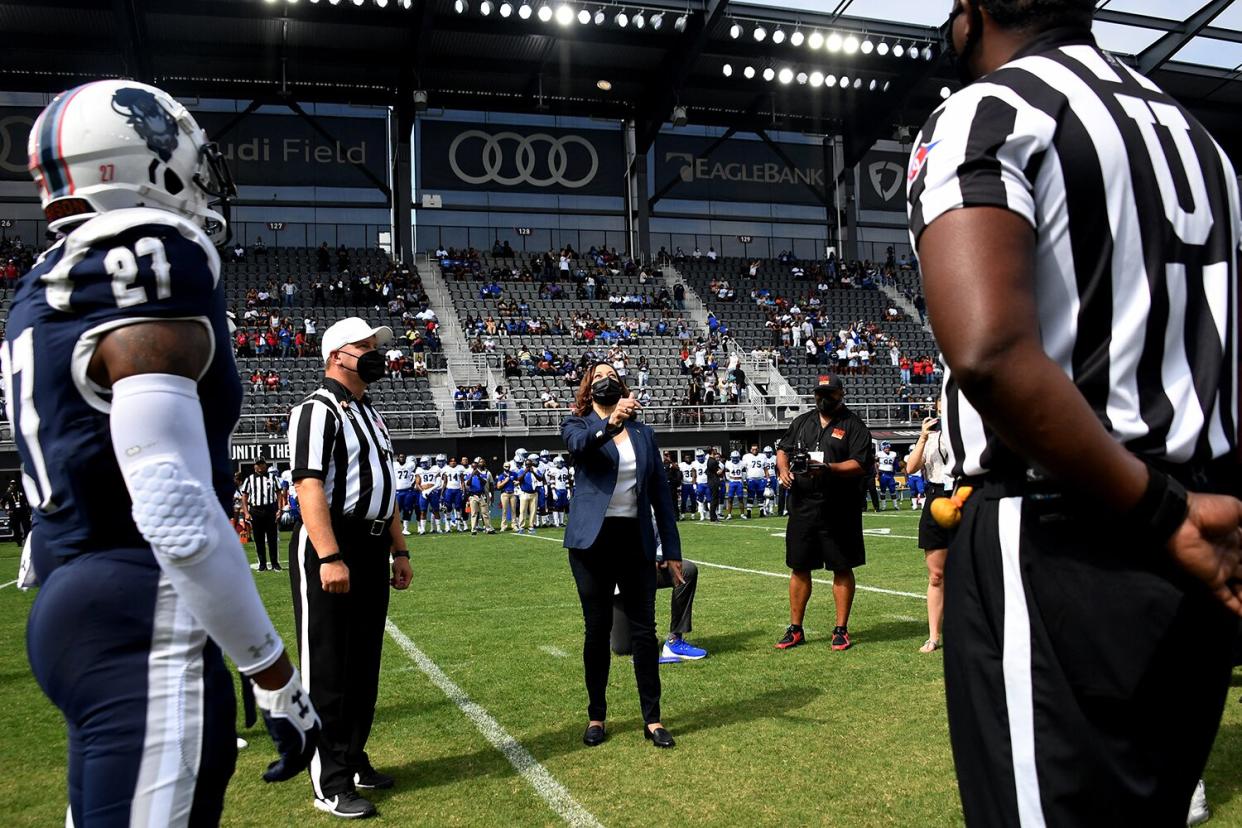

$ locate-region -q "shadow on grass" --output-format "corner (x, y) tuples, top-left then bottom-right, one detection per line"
(381, 686), (822, 795)
(853, 619), (928, 646)
(1206, 721), (1242, 812)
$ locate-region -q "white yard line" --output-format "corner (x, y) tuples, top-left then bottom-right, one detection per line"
(385, 620), (604, 828)
(0, 579), (18, 589)
(511, 534), (926, 601)
(539, 645), (570, 658)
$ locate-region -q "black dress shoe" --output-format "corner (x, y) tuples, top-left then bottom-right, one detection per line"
(582, 724), (606, 747)
(644, 726), (675, 748)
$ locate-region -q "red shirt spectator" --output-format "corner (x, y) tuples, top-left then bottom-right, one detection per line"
(265, 373), (280, 392)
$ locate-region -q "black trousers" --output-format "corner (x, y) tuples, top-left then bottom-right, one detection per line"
(251, 505), (278, 568)
(289, 518), (392, 799)
(568, 517), (661, 725)
(945, 481), (1238, 826)
(611, 560), (698, 654)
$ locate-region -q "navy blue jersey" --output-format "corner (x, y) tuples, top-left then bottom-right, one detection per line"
(2, 208), (241, 573)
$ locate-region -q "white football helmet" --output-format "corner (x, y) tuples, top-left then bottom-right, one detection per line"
(27, 80), (235, 240)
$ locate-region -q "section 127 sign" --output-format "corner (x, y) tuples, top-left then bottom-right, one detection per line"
(419, 121), (624, 197)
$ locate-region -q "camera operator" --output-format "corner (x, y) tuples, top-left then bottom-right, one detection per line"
(774, 375), (872, 651)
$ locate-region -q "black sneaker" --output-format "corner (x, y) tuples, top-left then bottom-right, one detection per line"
(257, 565), (268, 572)
(354, 768), (394, 789)
(775, 625), (805, 650)
(314, 792), (377, 819)
(271, 564), (283, 572)
(831, 626), (852, 651)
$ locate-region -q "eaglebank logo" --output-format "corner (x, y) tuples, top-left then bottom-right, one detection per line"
(665, 152), (825, 187)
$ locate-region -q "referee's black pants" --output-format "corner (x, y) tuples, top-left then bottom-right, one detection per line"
(945, 477), (1239, 827)
(250, 505), (278, 569)
(289, 517), (392, 800)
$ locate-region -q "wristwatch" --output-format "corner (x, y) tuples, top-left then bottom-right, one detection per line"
(318, 552), (344, 564)
(392, 549), (411, 559)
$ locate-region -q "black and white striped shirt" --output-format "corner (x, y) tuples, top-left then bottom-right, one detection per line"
(240, 471), (280, 508)
(908, 28), (1240, 478)
(288, 378), (396, 520)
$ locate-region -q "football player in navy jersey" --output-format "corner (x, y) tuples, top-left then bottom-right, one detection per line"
(8, 80), (318, 826)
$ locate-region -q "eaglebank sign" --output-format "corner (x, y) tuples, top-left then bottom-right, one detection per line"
(667, 155), (826, 188)
(654, 134), (830, 205)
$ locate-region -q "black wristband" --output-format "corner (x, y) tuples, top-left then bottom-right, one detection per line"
(391, 550), (410, 559)
(317, 552), (344, 564)
(1128, 466), (1189, 545)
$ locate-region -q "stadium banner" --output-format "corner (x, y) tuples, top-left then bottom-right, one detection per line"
(653, 134), (830, 205)
(0, 106), (387, 188)
(859, 149), (911, 212)
(418, 120), (625, 197)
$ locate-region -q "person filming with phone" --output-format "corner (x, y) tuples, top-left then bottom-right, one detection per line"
(905, 399), (954, 653)
(774, 374), (873, 652)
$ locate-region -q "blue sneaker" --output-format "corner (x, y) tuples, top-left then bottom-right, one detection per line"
(663, 638), (707, 660)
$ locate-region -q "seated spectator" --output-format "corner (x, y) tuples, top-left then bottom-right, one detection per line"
(250, 370), (264, 393)
(232, 242), (245, 261)
(253, 236), (267, 257)
(264, 370), (280, 393)
(707, 246), (717, 261)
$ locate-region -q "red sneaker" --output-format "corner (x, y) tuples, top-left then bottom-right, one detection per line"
(831, 626), (851, 651)
(775, 626), (805, 649)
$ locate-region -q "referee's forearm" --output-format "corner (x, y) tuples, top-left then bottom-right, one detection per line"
(294, 479), (340, 556)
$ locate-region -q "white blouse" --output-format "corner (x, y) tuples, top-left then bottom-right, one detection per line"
(605, 437), (639, 517)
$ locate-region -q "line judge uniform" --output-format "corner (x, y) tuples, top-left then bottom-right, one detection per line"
(286, 364), (399, 802)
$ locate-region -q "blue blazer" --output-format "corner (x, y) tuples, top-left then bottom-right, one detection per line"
(560, 411), (682, 561)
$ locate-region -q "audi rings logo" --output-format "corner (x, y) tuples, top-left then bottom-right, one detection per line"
(448, 130), (599, 189)
(0, 115), (36, 176)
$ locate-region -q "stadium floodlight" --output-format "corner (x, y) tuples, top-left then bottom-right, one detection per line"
(743, 65), (756, 79)
(402, 0), (412, 7)
(518, 1), (532, 17)
(352, 0), (364, 6)
(729, 21), (742, 39)
(329, 0), (341, 6)
(883, 80), (891, 91)
(615, 9), (628, 26)
(674, 13), (687, 32)
(772, 28), (786, 44)
(861, 38), (874, 54)
(753, 25), (766, 42)
(940, 86), (951, 99)
(838, 75), (849, 88)
(853, 77), (862, 89)
(809, 70), (824, 87)
(868, 79), (877, 91)
(554, 3), (573, 25)
(633, 9), (644, 28)
(824, 74), (837, 87)
(499, 1), (513, 15)
(843, 34), (859, 54)
(454, 0), (467, 11)
(893, 42), (905, 57)
(264, 0), (277, 4)
(578, 8), (590, 23)
(722, 63), (733, 77)
(826, 32), (842, 52)
(877, 41), (889, 56)
(537, 3), (553, 21)
(374, 0), (388, 7)
(795, 71), (808, 85)
(778, 67), (793, 84)
(651, 12), (663, 29)
(807, 30), (824, 50)
(790, 29), (804, 47)
(762, 67), (775, 82)
(479, 0), (492, 14)
(924, 44), (936, 60)
(593, 8), (605, 23)
(909, 45), (921, 60)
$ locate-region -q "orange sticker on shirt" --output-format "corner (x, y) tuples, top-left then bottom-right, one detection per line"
(831, 428), (846, 439)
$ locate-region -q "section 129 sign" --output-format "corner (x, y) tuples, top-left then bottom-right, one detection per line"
(419, 121), (624, 197)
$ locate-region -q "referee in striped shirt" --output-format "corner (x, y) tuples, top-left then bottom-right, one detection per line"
(286, 317), (413, 820)
(911, 2), (1242, 824)
(241, 455), (282, 571)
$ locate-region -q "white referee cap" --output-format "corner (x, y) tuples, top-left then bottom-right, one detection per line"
(320, 317), (393, 362)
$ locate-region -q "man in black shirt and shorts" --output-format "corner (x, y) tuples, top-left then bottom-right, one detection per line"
(774, 375), (872, 651)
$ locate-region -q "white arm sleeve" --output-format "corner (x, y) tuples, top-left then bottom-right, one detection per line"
(110, 373), (284, 675)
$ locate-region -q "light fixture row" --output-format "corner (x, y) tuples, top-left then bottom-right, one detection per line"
(727, 21), (934, 61)
(454, 0), (690, 30)
(268, 0), (417, 7)
(721, 62), (892, 92)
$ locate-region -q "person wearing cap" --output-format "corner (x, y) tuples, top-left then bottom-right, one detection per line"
(466, 457), (495, 535)
(774, 374), (873, 652)
(285, 317), (413, 819)
(240, 454), (283, 571)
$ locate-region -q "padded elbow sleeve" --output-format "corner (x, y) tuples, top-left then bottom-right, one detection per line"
(111, 373), (284, 675)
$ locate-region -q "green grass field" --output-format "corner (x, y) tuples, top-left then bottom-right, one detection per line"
(2, 512), (1241, 826)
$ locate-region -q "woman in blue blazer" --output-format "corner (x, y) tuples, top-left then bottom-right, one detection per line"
(562, 362), (683, 749)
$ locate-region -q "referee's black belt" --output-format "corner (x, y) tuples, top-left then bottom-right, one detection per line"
(335, 514), (392, 536)
(961, 457), (1242, 500)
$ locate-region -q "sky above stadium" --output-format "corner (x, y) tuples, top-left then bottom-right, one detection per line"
(735, 0), (1242, 70)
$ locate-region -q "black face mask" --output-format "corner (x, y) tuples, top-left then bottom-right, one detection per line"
(816, 396), (842, 417)
(591, 376), (623, 407)
(341, 349), (386, 384)
(943, 1), (985, 86)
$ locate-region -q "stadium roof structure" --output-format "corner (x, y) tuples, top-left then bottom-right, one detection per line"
(2, 0), (1242, 169)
